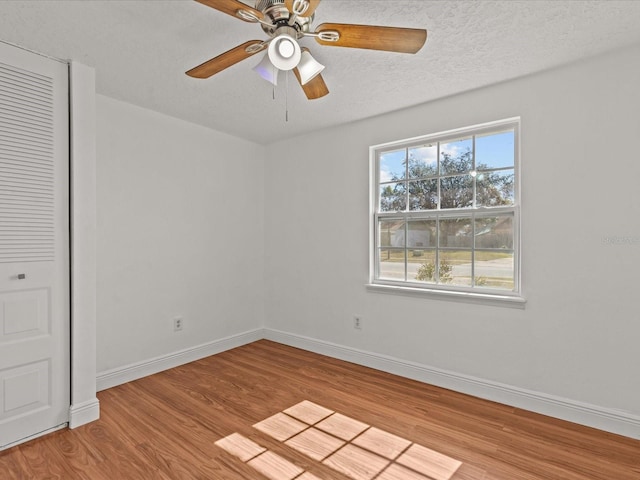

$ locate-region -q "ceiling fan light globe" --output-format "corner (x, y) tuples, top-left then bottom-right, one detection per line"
(268, 34), (301, 71)
(278, 39), (295, 58)
(253, 53), (279, 85)
(297, 50), (325, 85)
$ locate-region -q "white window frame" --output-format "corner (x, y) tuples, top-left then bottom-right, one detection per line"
(367, 118), (525, 307)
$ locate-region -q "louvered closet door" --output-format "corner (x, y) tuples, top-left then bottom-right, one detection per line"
(0, 42), (69, 449)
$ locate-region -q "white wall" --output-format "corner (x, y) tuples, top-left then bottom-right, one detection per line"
(96, 95), (264, 373)
(264, 44), (640, 421)
(92, 43), (640, 437)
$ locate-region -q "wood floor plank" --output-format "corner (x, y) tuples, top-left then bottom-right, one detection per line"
(0, 447), (32, 479)
(15, 434), (78, 479)
(1, 339), (639, 480)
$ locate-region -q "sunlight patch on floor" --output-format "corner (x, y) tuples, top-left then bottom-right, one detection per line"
(215, 400), (462, 480)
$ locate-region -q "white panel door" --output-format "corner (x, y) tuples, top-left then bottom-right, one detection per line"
(0, 41), (69, 449)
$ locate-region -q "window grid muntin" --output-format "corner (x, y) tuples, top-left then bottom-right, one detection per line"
(372, 118), (520, 296)
(472, 135), (477, 208)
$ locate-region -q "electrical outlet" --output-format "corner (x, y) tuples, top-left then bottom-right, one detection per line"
(353, 315), (363, 330)
(173, 317), (183, 332)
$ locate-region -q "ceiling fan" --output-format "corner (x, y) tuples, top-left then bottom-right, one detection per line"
(186, 0), (428, 100)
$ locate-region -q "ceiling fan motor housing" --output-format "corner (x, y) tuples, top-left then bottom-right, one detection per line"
(255, 0), (313, 37)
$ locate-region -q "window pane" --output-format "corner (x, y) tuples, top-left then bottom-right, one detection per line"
(409, 250), (437, 283)
(475, 215), (513, 249)
(379, 220), (405, 248)
(440, 137), (473, 175)
(408, 179), (438, 210)
(379, 149), (406, 182)
(440, 175), (473, 209)
(439, 217), (473, 248)
(408, 220), (436, 248)
(440, 250), (472, 286)
(408, 144), (437, 179)
(476, 169), (514, 207)
(371, 120), (519, 296)
(476, 130), (514, 170)
(474, 251), (514, 290)
(379, 249), (405, 280)
(379, 182), (406, 211)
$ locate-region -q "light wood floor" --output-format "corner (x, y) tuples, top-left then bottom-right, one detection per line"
(1, 340), (639, 479)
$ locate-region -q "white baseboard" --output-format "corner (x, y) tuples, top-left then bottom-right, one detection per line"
(69, 398), (100, 428)
(96, 328), (263, 392)
(263, 328), (640, 440)
(94, 327), (640, 440)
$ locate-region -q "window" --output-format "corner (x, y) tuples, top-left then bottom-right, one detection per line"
(369, 118), (522, 302)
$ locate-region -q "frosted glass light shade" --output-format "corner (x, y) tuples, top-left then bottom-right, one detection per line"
(253, 53), (279, 85)
(297, 50), (325, 85)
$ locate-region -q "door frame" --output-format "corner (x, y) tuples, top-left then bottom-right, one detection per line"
(68, 61), (99, 428)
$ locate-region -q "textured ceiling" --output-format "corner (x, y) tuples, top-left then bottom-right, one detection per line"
(1, 1), (640, 145)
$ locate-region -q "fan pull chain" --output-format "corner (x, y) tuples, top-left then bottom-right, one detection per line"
(285, 71), (289, 122)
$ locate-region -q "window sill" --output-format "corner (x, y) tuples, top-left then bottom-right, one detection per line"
(365, 283), (526, 309)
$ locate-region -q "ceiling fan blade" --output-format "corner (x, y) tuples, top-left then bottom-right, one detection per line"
(186, 40), (264, 78)
(293, 68), (329, 100)
(315, 23), (427, 54)
(284, 0), (321, 17)
(195, 0), (264, 22)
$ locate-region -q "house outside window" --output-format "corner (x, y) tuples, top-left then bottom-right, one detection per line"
(369, 118), (522, 303)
